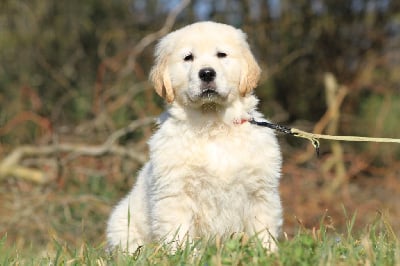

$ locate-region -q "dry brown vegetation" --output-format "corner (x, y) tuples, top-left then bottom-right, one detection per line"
(0, 0), (399, 253)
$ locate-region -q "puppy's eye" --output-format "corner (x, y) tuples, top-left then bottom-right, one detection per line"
(184, 53), (194, 61)
(217, 52), (227, 58)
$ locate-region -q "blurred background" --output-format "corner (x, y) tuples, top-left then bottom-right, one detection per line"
(0, 0), (399, 253)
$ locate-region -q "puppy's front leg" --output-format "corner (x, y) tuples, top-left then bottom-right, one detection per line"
(248, 193), (282, 252)
(150, 195), (193, 251)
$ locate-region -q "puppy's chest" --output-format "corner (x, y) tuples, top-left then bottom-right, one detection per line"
(181, 137), (267, 236)
(201, 140), (248, 176)
(151, 125), (275, 184)
(188, 134), (261, 179)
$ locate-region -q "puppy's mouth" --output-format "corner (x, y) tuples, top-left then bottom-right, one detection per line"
(201, 88), (219, 98)
(200, 82), (220, 100)
(186, 81), (228, 109)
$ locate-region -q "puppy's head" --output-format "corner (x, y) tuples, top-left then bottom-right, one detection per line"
(150, 22), (261, 108)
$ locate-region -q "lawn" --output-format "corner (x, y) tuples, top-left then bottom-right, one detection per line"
(1, 214), (398, 265)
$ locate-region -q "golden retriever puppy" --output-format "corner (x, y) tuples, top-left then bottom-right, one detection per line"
(106, 21), (282, 252)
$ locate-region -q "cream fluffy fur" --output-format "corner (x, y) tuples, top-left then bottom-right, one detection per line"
(106, 21), (282, 252)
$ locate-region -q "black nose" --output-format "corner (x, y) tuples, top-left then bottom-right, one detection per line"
(199, 67), (216, 82)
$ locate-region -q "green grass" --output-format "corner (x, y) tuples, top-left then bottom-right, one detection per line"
(1, 217), (399, 266)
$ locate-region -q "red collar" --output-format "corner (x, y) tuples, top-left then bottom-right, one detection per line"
(233, 118), (249, 125)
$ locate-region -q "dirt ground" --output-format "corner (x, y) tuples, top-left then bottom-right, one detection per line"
(281, 145), (400, 237)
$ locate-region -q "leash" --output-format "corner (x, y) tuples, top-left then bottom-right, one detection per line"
(249, 119), (400, 156)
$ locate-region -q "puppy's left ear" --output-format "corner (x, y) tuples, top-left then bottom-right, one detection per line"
(149, 52), (174, 103)
(239, 45), (261, 97)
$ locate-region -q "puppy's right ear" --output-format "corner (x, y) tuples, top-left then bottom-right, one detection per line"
(149, 52), (174, 103)
(239, 45), (261, 97)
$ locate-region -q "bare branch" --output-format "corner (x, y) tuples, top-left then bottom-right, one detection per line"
(0, 117), (155, 183)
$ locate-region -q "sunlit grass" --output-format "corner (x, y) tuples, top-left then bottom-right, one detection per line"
(1, 214), (398, 266)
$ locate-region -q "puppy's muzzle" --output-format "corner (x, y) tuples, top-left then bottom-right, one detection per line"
(199, 67), (218, 97)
